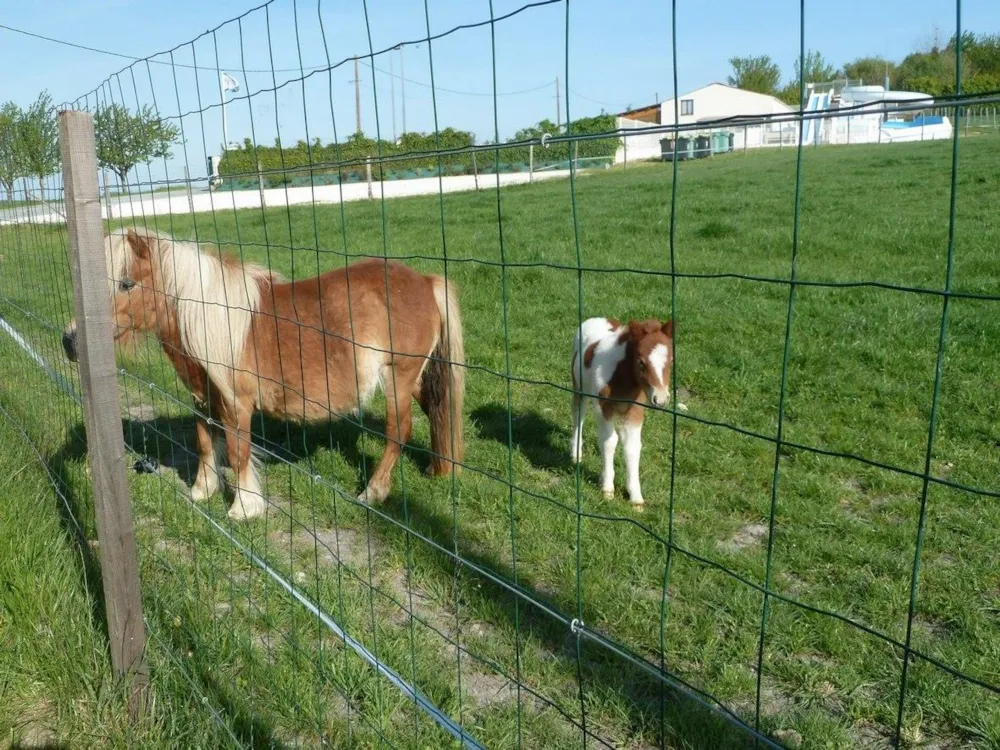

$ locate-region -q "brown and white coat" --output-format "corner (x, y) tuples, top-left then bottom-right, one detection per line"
(570, 317), (674, 507)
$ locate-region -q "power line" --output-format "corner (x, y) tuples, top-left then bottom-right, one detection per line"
(0, 21), (553, 98)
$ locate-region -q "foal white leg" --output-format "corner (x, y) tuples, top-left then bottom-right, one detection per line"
(570, 393), (586, 463)
(622, 420), (644, 507)
(598, 414), (618, 499)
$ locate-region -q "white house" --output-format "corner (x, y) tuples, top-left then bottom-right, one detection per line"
(616, 83), (796, 162)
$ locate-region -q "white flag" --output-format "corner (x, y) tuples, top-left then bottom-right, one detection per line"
(221, 72), (240, 93)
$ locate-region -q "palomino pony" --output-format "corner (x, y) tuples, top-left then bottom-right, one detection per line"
(62, 228), (465, 520)
(570, 317), (674, 509)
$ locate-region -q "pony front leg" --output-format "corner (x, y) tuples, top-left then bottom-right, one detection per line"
(598, 414), (618, 499)
(359, 380), (413, 504)
(622, 411), (645, 508)
(224, 403), (266, 520)
(190, 417), (222, 501)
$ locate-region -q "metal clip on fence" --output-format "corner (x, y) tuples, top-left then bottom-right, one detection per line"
(540, 132), (552, 149)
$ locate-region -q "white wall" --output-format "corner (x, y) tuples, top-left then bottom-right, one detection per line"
(659, 83), (793, 126)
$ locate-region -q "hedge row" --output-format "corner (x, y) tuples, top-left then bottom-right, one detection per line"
(217, 115), (620, 187)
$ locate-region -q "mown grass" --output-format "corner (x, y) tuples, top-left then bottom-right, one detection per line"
(1, 134), (999, 749)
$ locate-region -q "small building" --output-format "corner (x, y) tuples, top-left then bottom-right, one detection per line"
(616, 83), (796, 162)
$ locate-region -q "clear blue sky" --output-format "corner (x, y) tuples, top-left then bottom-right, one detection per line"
(1, 0), (997, 184)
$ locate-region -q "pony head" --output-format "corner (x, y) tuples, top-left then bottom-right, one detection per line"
(628, 318), (674, 408)
(62, 228), (166, 362)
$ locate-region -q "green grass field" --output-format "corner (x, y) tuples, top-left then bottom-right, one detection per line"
(1, 135), (999, 749)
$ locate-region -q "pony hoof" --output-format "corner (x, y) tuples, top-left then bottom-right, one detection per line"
(228, 492), (267, 521)
(602, 489), (615, 500)
(357, 486), (388, 504)
(190, 483), (217, 502)
(630, 501), (645, 513)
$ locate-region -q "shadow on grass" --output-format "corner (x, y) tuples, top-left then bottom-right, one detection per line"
(382, 487), (755, 749)
(52, 406), (754, 748)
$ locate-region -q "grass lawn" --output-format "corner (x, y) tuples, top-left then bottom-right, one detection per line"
(1, 133), (999, 749)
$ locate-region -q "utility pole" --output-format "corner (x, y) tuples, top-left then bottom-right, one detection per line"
(390, 50), (397, 142)
(555, 76), (561, 131)
(352, 58), (362, 135)
(400, 46), (407, 136)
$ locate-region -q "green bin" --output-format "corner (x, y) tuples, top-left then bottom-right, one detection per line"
(694, 135), (711, 158)
(675, 137), (692, 160)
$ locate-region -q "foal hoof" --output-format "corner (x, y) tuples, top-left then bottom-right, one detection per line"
(630, 501), (645, 513)
(602, 489), (615, 500)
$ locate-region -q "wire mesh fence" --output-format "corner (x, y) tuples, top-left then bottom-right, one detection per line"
(2, 0), (1000, 748)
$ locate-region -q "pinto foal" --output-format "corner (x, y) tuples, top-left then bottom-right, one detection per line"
(570, 317), (674, 508)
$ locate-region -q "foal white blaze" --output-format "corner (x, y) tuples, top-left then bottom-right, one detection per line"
(571, 316), (674, 507)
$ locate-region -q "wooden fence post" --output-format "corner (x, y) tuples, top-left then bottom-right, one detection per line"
(529, 144), (534, 183)
(59, 110), (149, 719)
(366, 157), (373, 199)
(471, 150), (479, 190)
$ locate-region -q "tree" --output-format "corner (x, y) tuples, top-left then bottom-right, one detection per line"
(17, 91), (59, 201)
(727, 56), (781, 94)
(776, 81), (802, 107)
(94, 103), (180, 186)
(896, 49), (957, 94)
(0, 102), (25, 202)
(842, 56), (896, 87)
(794, 50), (837, 85)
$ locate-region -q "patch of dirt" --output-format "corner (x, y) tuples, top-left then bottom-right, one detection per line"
(11, 699), (57, 749)
(795, 652), (833, 669)
(719, 522), (768, 553)
(126, 402), (156, 422)
(385, 570), (514, 708)
(461, 671), (516, 706)
(843, 477), (864, 493)
(153, 538), (191, 559)
(773, 728), (803, 747)
(914, 615), (951, 639)
(269, 526), (372, 574)
(777, 572), (806, 595)
(852, 721), (893, 749)
(14, 725), (59, 749)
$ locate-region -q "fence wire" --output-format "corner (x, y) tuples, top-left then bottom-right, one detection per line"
(1, 0), (999, 748)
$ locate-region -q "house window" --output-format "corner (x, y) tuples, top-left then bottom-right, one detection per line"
(681, 99), (694, 116)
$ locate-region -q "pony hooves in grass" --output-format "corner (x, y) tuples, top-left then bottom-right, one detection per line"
(630, 501), (645, 513)
(190, 477), (221, 502)
(227, 491), (267, 521)
(602, 489), (615, 500)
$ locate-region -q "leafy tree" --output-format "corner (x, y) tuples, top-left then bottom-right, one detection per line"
(776, 81), (802, 106)
(0, 101), (25, 202)
(794, 50), (837, 84)
(842, 56), (896, 87)
(17, 91), (59, 200)
(896, 49), (957, 93)
(727, 56), (781, 94)
(94, 103), (180, 186)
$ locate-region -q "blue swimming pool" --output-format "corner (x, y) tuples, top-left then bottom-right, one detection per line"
(883, 115), (946, 128)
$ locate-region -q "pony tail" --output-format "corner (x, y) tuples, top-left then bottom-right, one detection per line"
(425, 276), (465, 476)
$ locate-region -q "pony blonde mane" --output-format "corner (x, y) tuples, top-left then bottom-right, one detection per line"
(109, 227), (271, 405)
